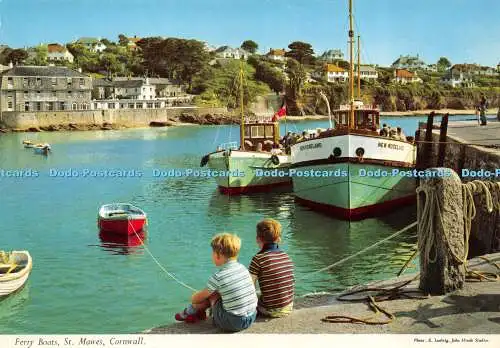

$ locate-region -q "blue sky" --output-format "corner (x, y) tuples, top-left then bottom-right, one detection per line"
(0, 0), (499, 67)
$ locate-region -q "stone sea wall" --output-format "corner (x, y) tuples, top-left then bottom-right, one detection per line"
(0, 107), (230, 130)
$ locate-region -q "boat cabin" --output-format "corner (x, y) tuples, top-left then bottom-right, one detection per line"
(241, 121), (280, 151)
(335, 109), (380, 132)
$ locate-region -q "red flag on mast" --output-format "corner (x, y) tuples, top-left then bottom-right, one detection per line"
(272, 102), (286, 122)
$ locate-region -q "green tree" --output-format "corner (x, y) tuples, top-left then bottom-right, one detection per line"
(100, 53), (122, 76)
(437, 57), (451, 72)
(118, 34), (129, 46)
(247, 56), (285, 93)
(24, 45), (48, 66)
(285, 58), (307, 115)
(4, 49), (28, 65)
(241, 40), (258, 54)
(194, 60), (270, 108)
(285, 41), (315, 65)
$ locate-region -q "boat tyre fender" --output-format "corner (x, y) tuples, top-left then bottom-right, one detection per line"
(200, 154), (209, 167)
(271, 154), (280, 165)
(355, 147), (365, 162)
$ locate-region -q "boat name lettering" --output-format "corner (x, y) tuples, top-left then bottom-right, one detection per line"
(299, 143), (322, 151)
(377, 142), (404, 151)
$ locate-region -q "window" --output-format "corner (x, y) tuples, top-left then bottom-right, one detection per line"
(60, 102), (66, 110)
(52, 91), (56, 97)
(128, 103), (135, 109)
(36, 102), (42, 111)
(265, 125), (274, 138)
(108, 103), (115, 109)
(250, 126), (264, 138)
(47, 102), (54, 111)
(68, 91), (72, 96)
(24, 91), (28, 99)
(24, 102), (30, 111)
(51, 78), (57, 87)
(79, 78), (84, 87)
(147, 103), (153, 109)
(67, 78), (72, 87)
(7, 77), (13, 88)
(36, 77), (42, 86)
(72, 103), (77, 110)
(7, 97), (13, 110)
(136, 103), (143, 109)
(154, 102), (161, 108)
(23, 78), (28, 87)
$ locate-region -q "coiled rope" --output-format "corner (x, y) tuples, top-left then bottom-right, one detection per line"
(416, 179), (500, 280)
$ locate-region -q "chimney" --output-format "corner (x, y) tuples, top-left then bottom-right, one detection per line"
(8, 61), (14, 68)
(78, 67), (82, 73)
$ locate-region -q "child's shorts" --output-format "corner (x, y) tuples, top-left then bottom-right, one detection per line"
(212, 299), (256, 332)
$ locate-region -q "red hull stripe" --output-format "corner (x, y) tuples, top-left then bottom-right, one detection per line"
(98, 218), (147, 235)
(219, 180), (292, 195)
(295, 194), (416, 221)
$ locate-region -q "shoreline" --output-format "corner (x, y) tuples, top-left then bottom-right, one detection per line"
(0, 109), (497, 133)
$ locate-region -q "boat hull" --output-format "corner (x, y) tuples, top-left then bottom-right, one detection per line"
(0, 251), (33, 298)
(206, 150), (292, 194)
(291, 134), (416, 220)
(98, 218), (147, 236)
(292, 162), (416, 220)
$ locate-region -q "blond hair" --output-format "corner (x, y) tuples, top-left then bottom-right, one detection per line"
(256, 218), (282, 243)
(211, 233), (241, 258)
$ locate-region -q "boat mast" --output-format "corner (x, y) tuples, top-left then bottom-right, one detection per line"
(357, 35), (361, 99)
(348, 0), (355, 128)
(239, 64), (245, 150)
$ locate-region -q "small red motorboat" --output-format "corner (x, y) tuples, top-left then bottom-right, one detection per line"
(97, 203), (147, 235)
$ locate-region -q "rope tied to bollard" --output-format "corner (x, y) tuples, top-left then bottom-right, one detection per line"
(417, 179), (500, 280)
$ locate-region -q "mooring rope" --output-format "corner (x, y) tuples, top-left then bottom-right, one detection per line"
(128, 220), (197, 292)
(298, 221), (418, 280)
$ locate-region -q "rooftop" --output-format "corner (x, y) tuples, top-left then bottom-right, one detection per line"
(1, 66), (88, 78)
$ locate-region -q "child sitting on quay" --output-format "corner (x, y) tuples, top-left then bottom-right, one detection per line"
(249, 218), (295, 317)
(175, 233), (258, 332)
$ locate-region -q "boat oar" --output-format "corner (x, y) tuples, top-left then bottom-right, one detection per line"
(6, 263), (18, 275)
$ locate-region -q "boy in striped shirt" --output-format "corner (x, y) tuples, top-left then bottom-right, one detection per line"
(175, 233), (258, 332)
(249, 219), (295, 317)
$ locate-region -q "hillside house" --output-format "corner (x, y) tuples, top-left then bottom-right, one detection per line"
(47, 43), (74, 63)
(393, 69), (422, 84)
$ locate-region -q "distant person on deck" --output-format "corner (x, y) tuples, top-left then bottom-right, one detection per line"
(174, 233), (257, 332)
(478, 95), (488, 126)
(497, 107), (500, 121)
(380, 124), (388, 137)
(249, 219), (294, 318)
(397, 127), (405, 140)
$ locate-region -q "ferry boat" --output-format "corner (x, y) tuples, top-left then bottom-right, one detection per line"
(290, 0), (416, 220)
(200, 67), (291, 194)
(33, 143), (51, 155)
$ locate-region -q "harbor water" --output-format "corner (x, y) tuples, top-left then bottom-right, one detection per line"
(0, 115), (474, 334)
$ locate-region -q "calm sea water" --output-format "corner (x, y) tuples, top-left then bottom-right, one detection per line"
(0, 115), (473, 334)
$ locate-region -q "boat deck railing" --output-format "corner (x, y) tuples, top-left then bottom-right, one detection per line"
(217, 141), (239, 150)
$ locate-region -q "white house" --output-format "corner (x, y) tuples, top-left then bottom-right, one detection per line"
(312, 64), (348, 83)
(354, 65), (378, 81)
(47, 43), (74, 63)
(215, 46), (250, 60)
(76, 37), (107, 53)
(266, 48), (286, 61)
(393, 69), (422, 84)
(114, 78), (156, 100)
(441, 70), (474, 88)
